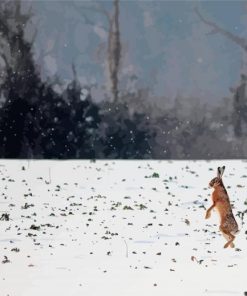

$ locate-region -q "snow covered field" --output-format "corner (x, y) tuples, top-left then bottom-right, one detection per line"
(0, 160), (246, 296)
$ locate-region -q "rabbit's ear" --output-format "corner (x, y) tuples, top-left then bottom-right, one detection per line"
(220, 166), (225, 177)
(217, 167), (221, 178)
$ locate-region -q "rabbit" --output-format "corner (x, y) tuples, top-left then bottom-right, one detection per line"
(206, 166), (239, 248)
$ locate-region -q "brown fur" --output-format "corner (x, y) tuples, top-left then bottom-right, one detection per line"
(206, 166), (238, 248)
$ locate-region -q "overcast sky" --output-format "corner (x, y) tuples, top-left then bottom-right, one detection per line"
(30, 0), (247, 104)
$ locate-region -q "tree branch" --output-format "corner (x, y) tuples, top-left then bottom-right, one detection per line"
(194, 7), (247, 52)
(13, 0), (33, 28)
(30, 26), (38, 45)
(70, 2), (110, 32)
(0, 51), (10, 70)
(87, 2), (112, 24)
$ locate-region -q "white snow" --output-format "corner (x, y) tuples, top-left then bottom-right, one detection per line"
(0, 160), (246, 296)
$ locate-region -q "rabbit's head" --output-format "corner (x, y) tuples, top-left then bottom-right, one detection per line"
(209, 166), (225, 188)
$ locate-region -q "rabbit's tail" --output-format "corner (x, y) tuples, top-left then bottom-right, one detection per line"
(235, 229), (241, 235)
(234, 223), (242, 235)
(230, 229), (240, 236)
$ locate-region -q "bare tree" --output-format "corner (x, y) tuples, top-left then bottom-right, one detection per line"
(72, 0), (121, 102)
(195, 7), (247, 137)
(109, 0), (121, 102)
(0, 0), (38, 98)
(0, 0), (42, 158)
(194, 7), (247, 52)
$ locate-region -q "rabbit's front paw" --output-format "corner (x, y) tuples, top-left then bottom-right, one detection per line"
(205, 211), (211, 219)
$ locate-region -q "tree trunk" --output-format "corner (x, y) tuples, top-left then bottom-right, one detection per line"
(108, 0), (121, 102)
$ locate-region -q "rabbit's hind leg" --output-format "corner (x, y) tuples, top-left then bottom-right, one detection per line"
(220, 226), (235, 248)
(222, 232), (235, 248)
(224, 235), (235, 248)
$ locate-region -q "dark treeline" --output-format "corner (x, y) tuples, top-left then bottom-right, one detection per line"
(0, 1), (246, 159)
